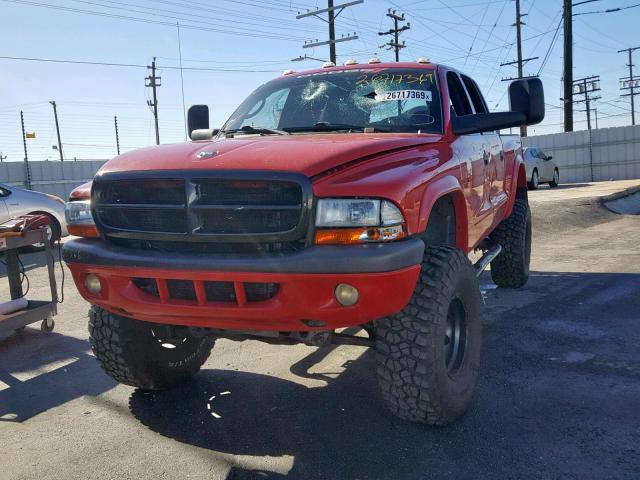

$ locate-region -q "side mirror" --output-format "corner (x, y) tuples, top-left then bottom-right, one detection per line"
(546, 155), (553, 161)
(452, 77), (545, 135)
(188, 105), (212, 140)
(509, 77), (545, 126)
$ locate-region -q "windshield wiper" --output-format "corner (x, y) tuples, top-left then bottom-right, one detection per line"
(283, 122), (393, 133)
(283, 122), (366, 133)
(222, 125), (289, 136)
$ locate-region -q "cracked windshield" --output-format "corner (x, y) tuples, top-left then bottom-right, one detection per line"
(223, 68), (442, 134)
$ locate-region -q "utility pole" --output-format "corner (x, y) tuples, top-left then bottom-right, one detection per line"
(114, 116), (121, 156)
(297, 1), (363, 64)
(500, 0), (538, 137)
(146, 57), (161, 145)
(618, 46), (640, 125)
(563, 0), (573, 132)
(378, 9), (410, 62)
(573, 76), (601, 130)
(49, 101), (64, 161)
(0, 152), (6, 163)
(20, 111), (32, 190)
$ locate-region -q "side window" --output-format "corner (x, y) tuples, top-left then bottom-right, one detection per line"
(461, 75), (488, 114)
(537, 150), (547, 160)
(529, 148), (538, 158)
(447, 72), (473, 117)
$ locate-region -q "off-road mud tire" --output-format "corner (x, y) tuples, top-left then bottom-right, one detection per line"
(88, 306), (214, 390)
(528, 169), (539, 190)
(489, 197), (532, 288)
(374, 246), (482, 425)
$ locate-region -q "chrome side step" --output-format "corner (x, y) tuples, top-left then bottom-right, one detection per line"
(474, 244), (502, 277)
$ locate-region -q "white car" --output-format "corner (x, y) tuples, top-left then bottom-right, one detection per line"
(0, 183), (68, 246)
(524, 147), (560, 190)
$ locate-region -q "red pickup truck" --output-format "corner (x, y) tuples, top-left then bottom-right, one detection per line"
(63, 59), (543, 425)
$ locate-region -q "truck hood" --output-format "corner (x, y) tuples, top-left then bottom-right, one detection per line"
(98, 133), (444, 178)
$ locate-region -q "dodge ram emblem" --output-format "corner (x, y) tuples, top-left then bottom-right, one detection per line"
(196, 150), (217, 159)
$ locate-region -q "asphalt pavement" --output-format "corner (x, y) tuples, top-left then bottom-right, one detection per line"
(1, 181), (639, 480)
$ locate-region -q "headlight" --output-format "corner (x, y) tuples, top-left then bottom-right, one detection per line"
(314, 198), (406, 245)
(65, 200), (99, 238)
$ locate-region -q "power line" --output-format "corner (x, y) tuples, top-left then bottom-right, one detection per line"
(2, 0), (304, 41)
(573, 2), (640, 16)
(0, 55), (280, 72)
(536, 14), (563, 75)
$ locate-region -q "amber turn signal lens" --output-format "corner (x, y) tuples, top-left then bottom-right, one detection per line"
(314, 225), (406, 245)
(68, 225), (100, 238)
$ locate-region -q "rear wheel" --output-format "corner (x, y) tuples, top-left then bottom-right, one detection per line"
(489, 197), (532, 288)
(549, 169), (559, 188)
(374, 247), (482, 425)
(88, 306), (214, 390)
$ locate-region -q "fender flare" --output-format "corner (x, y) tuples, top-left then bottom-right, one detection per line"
(416, 175), (469, 251)
(504, 156), (527, 218)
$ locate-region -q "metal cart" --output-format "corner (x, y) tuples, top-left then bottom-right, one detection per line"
(0, 228), (58, 334)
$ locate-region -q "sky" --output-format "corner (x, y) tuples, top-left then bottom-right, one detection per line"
(0, 0), (638, 161)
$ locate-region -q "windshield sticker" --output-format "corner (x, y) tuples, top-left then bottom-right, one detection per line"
(355, 72), (434, 87)
(373, 90), (432, 102)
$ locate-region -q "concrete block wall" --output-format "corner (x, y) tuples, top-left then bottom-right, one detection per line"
(523, 124), (640, 183)
(0, 160), (106, 199)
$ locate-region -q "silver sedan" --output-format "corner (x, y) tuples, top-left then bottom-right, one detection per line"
(0, 183), (68, 245)
(524, 147), (560, 190)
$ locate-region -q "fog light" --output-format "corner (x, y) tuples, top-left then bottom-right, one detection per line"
(335, 283), (359, 306)
(84, 274), (102, 295)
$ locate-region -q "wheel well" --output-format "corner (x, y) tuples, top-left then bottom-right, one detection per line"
(422, 195), (457, 248)
(28, 211), (61, 239)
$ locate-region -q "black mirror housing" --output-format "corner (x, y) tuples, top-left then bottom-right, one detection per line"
(509, 77), (545, 126)
(187, 105), (210, 139)
(452, 77), (545, 135)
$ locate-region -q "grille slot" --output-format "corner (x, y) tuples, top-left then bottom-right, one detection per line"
(204, 281), (237, 303)
(244, 282), (279, 302)
(195, 208), (300, 234)
(97, 207), (188, 233)
(193, 179), (301, 206)
(166, 279), (197, 301)
(94, 179), (185, 205)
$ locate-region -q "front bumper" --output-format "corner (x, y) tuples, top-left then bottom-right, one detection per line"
(62, 238), (424, 331)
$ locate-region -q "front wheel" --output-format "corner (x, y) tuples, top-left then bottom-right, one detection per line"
(549, 169), (559, 188)
(88, 307), (214, 390)
(374, 247), (482, 425)
(528, 169), (539, 190)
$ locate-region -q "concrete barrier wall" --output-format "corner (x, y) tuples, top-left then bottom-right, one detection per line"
(0, 160), (106, 199)
(522, 124), (640, 183)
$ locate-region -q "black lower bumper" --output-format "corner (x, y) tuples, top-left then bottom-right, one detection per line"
(62, 237), (425, 274)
